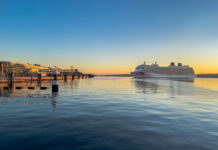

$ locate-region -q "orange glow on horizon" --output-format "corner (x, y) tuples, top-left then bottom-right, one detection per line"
(80, 64), (218, 75)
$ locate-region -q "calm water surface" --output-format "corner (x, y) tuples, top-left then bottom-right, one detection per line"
(0, 77), (218, 150)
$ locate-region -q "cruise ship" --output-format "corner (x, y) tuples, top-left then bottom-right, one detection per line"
(131, 62), (195, 78)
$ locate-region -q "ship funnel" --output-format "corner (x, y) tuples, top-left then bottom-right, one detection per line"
(178, 63), (182, 66)
(170, 62), (175, 66)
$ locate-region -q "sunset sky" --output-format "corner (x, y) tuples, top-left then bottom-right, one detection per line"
(0, 0), (218, 75)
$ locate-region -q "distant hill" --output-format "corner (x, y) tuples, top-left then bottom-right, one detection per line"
(98, 74), (132, 77)
(98, 74), (218, 78)
(196, 74), (218, 78)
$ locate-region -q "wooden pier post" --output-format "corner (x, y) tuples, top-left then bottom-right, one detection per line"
(8, 72), (13, 88)
(64, 73), (67, 81)
(31, 74), (33, 82)
(38, 73), (42, 82)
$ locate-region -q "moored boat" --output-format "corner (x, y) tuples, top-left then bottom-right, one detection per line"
(131, 62), (195, 79)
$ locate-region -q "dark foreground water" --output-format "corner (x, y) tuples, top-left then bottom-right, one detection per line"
(0, 77), (218, 150)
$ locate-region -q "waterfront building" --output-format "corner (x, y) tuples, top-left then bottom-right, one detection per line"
(60, 68), (79, 76)
(0, 61), (50, 76)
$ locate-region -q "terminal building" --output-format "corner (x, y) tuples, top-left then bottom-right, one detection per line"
(0, 61), (79, 77)
(0, 61), (50, 76)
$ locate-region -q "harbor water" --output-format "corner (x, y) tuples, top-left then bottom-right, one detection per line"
(0, 77), (218, 150)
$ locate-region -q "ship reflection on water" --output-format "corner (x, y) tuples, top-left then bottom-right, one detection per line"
(134, 79), (162, 94)
(133, 77), (218, 99)
(134, 78), (194, 95)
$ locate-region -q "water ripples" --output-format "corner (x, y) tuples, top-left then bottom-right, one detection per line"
(0, 77), (218, 150)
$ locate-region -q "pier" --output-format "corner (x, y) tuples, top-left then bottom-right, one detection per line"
(0, 61), (95, 93)
(0, 74), (94, 83)
(0, 61), (95, 83)
(0, 73), (95, 96)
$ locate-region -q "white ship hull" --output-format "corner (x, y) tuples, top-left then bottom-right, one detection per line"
(133, 73), (195, 79)
(132, 62), (195, 79)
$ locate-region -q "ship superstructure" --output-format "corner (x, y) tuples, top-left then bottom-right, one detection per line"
(132, 62), (195, 78)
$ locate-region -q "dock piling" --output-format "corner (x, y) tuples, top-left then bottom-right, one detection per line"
(52, 71), (58, 92)
(38, 73), (42, 82)
(8, 72), (13, 88)
(64, 74), (67, 81)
